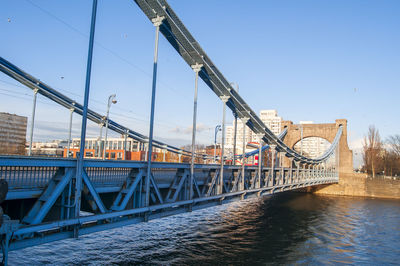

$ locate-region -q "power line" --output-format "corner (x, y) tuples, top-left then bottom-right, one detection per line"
(23, 0), (192, 101)
(0, 79), (212, 136)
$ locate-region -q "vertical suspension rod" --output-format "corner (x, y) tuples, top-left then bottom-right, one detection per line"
(145, 15), (164, 207)
(66, 106), (74, 158)
(240, 118), (249, 190)
(28, 88), (38, 156)
(75, 0), (98, 236)
(190, 63), (202, 199)
(219, 96), (230, 194)
(270, 145), (276, 187)
(257, 134), (263, 188)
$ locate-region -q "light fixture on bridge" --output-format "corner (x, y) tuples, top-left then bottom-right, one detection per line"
(103, 94), (117, 160)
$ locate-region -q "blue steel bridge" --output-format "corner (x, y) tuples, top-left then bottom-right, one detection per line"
(0, 0), (342, 264)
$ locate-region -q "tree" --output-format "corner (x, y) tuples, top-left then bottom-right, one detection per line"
(387, 135), (400, 157)
(385, 135), (400, 176)
(363, 125), (382, 177)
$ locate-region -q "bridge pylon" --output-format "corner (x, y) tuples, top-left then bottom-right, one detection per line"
(281, 119), (353, 174)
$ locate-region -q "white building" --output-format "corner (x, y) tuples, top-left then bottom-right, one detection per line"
(258, 110), (282, 136)
(226, 119), (253, 152)
(226, 109), (283, 157)
(293, 121), (331, 159)
(28, 140), (66, 157)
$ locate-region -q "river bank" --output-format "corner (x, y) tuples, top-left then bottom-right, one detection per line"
(313, 173), (400, 199)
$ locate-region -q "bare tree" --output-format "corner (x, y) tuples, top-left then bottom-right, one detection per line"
(387, 135), (400, 156)
(363, 125), (382, 177)
(384, 135), (400, 177)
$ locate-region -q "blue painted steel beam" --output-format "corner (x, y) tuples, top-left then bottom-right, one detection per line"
(7, 176), (338, 251)
(75, 0), (98, 227)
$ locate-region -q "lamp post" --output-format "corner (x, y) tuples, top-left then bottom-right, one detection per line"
(229, 82), (239, 165)
(103, 94), (117, 160)
(214, 125), (221, 163)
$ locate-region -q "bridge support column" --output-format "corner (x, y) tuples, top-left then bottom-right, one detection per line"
(145, 15), (165, 208)
(295, 161), (300, 183)
(240, 117), (249, 191)
(219, 96), (229, 194)
(75, 0), (98, 237)
(190, 63), (203, 200)
(270, 145), (276, 187)
(233, 114), (238, 166)
(279, 152), (285, 185)
(289, 158), (293, 184)
(256, 134), (264, 188)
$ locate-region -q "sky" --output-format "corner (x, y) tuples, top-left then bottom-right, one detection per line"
(1, 0), (399, 166)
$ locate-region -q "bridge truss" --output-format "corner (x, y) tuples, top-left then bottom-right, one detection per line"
(0, 156), (339, 264)
(0, 0), (342, 264)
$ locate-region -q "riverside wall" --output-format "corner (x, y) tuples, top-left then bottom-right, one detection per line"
(311, 173), (400, 199)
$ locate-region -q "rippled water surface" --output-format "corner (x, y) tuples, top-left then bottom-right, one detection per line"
(9, 193), (400, 265)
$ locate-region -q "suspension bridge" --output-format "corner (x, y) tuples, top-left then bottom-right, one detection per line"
(0, 0), (346, 264)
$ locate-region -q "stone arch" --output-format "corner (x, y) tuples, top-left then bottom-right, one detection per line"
(281, 119), (353, 174)
(292, 136), (332, 158)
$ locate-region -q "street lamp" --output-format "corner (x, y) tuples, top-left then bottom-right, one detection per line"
(103, 94), (117, 160)
(214, 125), (221, 163)
(229, 82), (239, 165)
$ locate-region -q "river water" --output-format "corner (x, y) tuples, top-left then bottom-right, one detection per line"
(9, 193), (400, 265)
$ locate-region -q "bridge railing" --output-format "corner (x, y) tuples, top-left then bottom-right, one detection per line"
(1, 156), (338, 198)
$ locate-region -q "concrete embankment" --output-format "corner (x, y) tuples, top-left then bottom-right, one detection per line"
(313, 173), (400, 199)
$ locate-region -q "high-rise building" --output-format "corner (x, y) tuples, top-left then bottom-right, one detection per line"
(0, 112), (27, 155)
(259, 110), (282, 136)
(226, 109), (283, 156)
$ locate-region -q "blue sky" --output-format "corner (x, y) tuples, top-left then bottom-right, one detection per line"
(1, 0), (399, 163)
